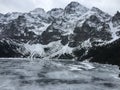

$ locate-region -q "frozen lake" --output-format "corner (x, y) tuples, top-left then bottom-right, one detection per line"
(0, 58), (120, 90)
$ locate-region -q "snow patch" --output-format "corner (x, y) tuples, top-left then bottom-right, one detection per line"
(24, 43), (45, 58)
(109, 22), (120, 42)
(81, 39), (92, 48)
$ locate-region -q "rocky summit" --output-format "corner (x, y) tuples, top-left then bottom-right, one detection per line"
(0, 1), (120, 66)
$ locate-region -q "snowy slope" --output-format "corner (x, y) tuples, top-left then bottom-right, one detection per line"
(0, 1), (120, 59)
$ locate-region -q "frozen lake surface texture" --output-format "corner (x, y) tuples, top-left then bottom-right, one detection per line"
(0, 58), (120, 90)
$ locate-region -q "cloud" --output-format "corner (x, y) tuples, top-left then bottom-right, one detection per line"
(0, 0), (35, 13)
(0, 0), (120, 15)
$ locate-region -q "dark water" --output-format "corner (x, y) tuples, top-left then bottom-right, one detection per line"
(0, 58), (120, 90)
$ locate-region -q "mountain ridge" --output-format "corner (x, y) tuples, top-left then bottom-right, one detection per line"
(0, 1), (120, 66)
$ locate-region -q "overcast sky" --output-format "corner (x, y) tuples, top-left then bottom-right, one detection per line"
(0, 0), (120, 15)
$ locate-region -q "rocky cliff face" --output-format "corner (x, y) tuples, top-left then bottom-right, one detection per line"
(0, 1), (120, 65)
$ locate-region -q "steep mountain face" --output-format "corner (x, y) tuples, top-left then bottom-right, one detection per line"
(0, 39), (23, 57)
(70, 15), (111, 47)
(0, 1), (120, 65)
(112, 11), (120, 27)
(64, 2), (89, 15)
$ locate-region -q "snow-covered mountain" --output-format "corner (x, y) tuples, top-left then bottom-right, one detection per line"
(0, 1), (120, 65)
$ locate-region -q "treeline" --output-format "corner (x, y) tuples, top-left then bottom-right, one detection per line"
(74, 38), (120, 66)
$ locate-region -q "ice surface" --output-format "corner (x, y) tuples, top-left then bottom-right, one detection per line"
(0, 58), (120, 90)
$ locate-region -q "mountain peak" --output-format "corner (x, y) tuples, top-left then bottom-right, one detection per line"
(90, 7), (111, 20)
(115, 11), (120, 16)
(112, 11), (120, 26)
(30, 8), (46, 15)
(67, 1), (81, 7)
(0, 13), (3, 17)
(91, 7), (103, 13)
(91, 7), (110, 16)
(64, 1), (89, 15)
(47, 8), (63, 14)
(47, 8), (64, 18)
